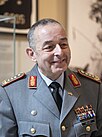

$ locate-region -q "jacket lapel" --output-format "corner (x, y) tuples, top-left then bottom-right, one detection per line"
(28, 65), (81, 121)
(60, 69), (81, 123)
(33, 80), (60, 118)
(28, 65), (60, 119)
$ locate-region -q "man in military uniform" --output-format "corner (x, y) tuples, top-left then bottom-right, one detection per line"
(0, 18), (102, 137)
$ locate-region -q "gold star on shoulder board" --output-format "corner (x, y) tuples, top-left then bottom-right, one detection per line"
(1, 72), (25, 87)
(78, 69), (101, 83)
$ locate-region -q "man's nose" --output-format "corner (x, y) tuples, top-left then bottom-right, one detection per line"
(54, 44), (62, 55)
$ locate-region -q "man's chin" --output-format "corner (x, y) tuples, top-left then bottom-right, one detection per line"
(52, 67), (67, 74)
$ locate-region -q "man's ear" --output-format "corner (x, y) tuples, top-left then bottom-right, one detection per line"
(26, 47), (36, 62)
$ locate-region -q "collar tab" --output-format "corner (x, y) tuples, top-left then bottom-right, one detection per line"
(68, 73), (81, 88)
(28, 76), (37, 88)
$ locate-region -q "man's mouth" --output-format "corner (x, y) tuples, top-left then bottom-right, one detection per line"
(52, 58), (66, 64)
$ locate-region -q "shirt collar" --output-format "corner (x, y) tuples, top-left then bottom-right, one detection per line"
(38, 67), (64, 88)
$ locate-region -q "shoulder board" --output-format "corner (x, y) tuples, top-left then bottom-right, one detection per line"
(78, 69), (101, 83)
(1, 72), (25, 87)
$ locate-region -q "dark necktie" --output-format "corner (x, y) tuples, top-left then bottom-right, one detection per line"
(49, 82), (62, 112)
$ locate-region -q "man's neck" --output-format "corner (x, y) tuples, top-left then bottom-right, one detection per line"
(38, 67), (64, 88)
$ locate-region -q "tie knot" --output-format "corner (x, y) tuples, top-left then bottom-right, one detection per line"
(49, 82), (61, 90)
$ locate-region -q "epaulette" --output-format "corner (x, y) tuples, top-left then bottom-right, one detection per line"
(1, 72), (25, 87)
(78, 69), (101, 83)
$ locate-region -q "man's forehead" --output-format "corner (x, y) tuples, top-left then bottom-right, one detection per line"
(34, 23), (67, 42)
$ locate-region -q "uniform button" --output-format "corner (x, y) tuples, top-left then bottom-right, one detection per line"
(61, 125), (66, 131)
(31, 110), (37, 116)
(30, 128), (36, 134)
(86, 126), (91, 132)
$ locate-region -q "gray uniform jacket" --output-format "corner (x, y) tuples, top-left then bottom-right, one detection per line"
(0, 64), (102, 137)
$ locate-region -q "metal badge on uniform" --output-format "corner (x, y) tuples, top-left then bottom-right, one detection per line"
(74, 105), (96, 122)
(28, 76), (37, 88)
(68, 73), (81, 88)
(78, 69), (101, 83)
(1, 72), (25, 87)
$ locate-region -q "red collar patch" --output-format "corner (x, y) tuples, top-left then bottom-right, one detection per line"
(68, 73), (81, 88)
(28, 76), (37, 88)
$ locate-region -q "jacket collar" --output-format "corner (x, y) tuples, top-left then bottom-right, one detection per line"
(27, 66), (81, 120)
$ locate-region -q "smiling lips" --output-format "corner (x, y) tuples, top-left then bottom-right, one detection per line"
(52, 58), (66, 64)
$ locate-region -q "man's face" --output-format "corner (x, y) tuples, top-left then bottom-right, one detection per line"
(34, 23), (71, 80)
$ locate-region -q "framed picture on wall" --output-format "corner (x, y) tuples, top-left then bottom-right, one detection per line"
(0, 0), (38, 34)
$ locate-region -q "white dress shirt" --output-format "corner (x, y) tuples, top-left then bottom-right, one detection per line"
(38, 67), (64, 98)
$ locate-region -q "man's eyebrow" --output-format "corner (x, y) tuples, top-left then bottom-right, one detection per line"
(43, 40), (53, 46)
(43, 37), (68, 47)
(60, 37), (68, 41)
